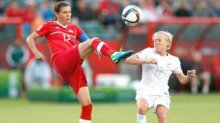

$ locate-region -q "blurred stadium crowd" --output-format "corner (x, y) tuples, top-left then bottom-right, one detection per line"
(0, 0), (220, 97)
(1, 0), (220, 35)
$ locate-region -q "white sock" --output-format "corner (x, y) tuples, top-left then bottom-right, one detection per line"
(137, 114), (146, 123)
(202, 86), (209, 94)
(79, 119), (91, 123)
(191, 86), (198, 94)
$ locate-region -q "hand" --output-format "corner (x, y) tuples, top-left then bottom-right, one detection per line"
(34, 51), (46, 61)
(187, 69), (196, 79)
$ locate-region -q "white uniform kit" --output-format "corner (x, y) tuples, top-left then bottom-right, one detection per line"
(136, 48), (183, 111)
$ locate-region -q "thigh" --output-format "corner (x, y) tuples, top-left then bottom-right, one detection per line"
(136, 93), (153, 115)
(78, 39), (94, 60)
(136, 98), (150, 113)
(67, 66), (88, 94)
(53, 46), (82, 75)
(154, 95), (170, 112)
(156, 105), (168, 117)
(136, 90), (153, 109)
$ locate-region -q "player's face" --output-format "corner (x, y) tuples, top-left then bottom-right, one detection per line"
(55, 6), (71, 25)
(154, 35), (168, 54)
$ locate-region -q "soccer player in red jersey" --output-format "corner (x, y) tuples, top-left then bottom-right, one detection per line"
(26, 1), (133, 123)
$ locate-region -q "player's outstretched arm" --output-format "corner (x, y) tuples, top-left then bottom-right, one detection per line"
(26, 32), (46, 61)
(176, 69), (196, 84)
(125, 53), (155, 65)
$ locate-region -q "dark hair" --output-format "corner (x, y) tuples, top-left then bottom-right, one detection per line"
(54, 1), (70, 13)
(54, 1), (70, 20)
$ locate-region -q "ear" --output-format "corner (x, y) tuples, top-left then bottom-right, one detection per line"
(166, 41), (171, 49)
(54, 12), (58, 17)
(54, 12), (58, 20)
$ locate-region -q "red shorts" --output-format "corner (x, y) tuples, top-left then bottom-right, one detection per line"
(52, 46), (87, 94)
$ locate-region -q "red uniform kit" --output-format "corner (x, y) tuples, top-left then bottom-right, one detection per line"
(36, 21), (89, 94)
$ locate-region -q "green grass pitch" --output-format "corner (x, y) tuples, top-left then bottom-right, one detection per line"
(0, 93), (220, 123)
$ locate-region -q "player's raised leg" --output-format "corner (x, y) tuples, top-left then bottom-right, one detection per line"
(78, 37), (134, 63)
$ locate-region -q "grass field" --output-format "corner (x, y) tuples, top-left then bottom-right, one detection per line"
(0, 93), (220, 123)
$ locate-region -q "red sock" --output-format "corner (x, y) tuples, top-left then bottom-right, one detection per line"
(91, 38), (115, 56)
(80, 104), (92, 120)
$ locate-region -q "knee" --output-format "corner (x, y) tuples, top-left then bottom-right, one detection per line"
(90, 37), (100, 44)
(137, 99), (148, 114)
(156, 109), (167, 120)
(157, 112), (167, 120)
(137, 104), (148, 114)
(156, 105), (168, 121)
(91, 37), (99, 41)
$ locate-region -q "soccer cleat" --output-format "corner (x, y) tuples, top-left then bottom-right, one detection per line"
(111, 50), (134, 63)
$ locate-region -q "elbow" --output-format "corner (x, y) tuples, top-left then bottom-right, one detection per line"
(124, 57), (132, 64)
(180, 80), (187, 85)
(26, 35), (34, 45)
(180, 78), (189, 85)
(26, 36), (30, 43)
(124, 58), (129, 64)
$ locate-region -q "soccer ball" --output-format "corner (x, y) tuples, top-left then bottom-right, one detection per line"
(122, 5), (142, 26)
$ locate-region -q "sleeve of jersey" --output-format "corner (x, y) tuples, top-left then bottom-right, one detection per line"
(76, 26), (89, 42)
(137, 48), (151, 59)
(36, 23), (49, 36)
(173, 58), (183, 74)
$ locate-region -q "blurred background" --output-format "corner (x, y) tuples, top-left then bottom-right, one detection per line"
(0, 0), (220, 103)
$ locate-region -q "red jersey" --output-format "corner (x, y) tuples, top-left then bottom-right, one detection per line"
(36, 21), (87, 61)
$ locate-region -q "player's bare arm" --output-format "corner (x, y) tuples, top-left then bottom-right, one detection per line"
(176, 69), (196, 84)
(26, 32), (46, 61)
(125, 54), (147, 65)
(125, 53), (157, 65)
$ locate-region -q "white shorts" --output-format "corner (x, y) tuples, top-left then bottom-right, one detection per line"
(135, 90), (171, 112)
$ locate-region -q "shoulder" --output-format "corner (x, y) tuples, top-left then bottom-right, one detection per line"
(139, 47), (154, 54)
(67, 24), (83, 32)
(36, 21), (54, 31)
(168, 54), (180, 62)
(69, 24), (80, 29)
(140, 47), (154, 53)
(43, 21), (55, 26)
(137, 47), (154, 58)
(69, 24), (85, 35)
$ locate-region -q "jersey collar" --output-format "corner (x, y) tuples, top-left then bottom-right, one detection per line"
(153, 48), (169, 56)
(55, 21), (68, 28)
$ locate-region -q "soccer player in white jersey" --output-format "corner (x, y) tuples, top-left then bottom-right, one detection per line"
(125, 31), (196, 123)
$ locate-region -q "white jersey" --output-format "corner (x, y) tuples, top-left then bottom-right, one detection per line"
(137, 48), (183, 95)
